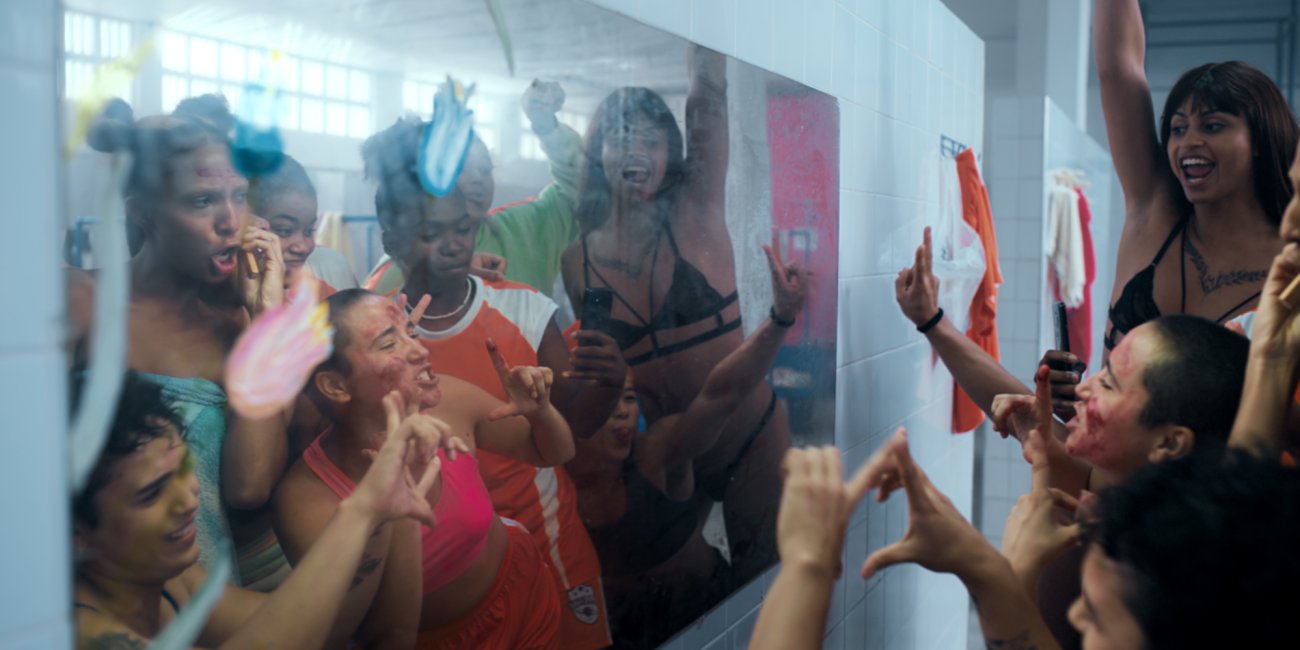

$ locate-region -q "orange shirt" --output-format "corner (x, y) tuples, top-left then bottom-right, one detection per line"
(954, 148), (1003, 433)
(394, 277), (601, 589)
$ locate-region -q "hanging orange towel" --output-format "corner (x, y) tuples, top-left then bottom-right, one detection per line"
(953, 148), (1003, 433)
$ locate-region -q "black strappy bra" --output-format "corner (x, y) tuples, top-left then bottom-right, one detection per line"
(582, 223), (741, 366)
(1106, 218), (1261, 350)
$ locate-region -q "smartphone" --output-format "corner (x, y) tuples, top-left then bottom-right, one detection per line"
(582, 287), (614, 335)
(1053, 301), (1070, 354)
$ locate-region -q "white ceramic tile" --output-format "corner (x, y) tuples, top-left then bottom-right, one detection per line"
(855, 23), (882, 111)
(0, 1), (55, 67)
(0, 351), (70, 639)
(726, 606), (760, 650)
(1019, 179), (1045, 221)
(1019, 136), (1044, 175)
(0, 624), (74, 650)
(671, 598), (730, 648)
(844, 518), (869, 607)
(832, 4), (857, 99)
(725, 574), (764, 624)
(691, 0), (738, 55)
(771, 0), (806, 81)
(734, 0), (774, 71)
(0, 65), (63, 353)
(637, 0), (691, 38)
(803, 0), (835, 93)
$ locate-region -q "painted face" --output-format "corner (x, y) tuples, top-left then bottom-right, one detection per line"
(389, 190), (479, 289)
(339, 295), (441, 413)
(145, 144), (250, 283)
(1166, 99), (1254, 206)
(78, 425), (201, 583)
(600, 115), (670, 200)
(1066, 324), (1163, 478)
(457, 139), (495, 219)
(1278, 145), (1300, 244)
(580, 377), (638, 463)
(262, 190), (318, 273)
(1068, 547), (1147, 650)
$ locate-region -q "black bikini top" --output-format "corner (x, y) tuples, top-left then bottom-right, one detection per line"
(1106, 218), (1260, 350)
(585, 456), (702, 576)
(582, 223), (741, 366)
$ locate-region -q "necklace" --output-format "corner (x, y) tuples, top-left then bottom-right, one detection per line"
(408, 278), (473, 321)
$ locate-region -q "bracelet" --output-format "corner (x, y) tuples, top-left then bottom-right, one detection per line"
(770, 306), (797, 328)
(916, 308), (944, 334)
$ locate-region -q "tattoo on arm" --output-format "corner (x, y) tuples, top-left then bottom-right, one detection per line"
(986, 630), (1038, 650)
(1185, 238), (1269, 294)
(85, 633), (147, 650)
(350, 553), (383, 589)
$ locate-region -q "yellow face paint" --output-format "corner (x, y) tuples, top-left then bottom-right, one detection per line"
(64, 36), (156, 159)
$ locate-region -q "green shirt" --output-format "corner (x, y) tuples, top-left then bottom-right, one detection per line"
(368, 123), (583, 298)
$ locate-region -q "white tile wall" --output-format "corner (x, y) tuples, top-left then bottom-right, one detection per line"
(0, 3), (74, 650)
(587, 1), (986, 647)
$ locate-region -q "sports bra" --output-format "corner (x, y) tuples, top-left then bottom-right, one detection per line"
(585, 457), (702, 576)
(302, 434), (494, 594)
(582, 223), (741, 366)
(1106, 219), (1261, 350)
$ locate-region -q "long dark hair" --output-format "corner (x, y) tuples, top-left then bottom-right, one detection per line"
(1160, 61), (1299, 224)
(574, 87), (686, 233)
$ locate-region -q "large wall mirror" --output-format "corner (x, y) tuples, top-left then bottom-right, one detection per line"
(62, 0), (838, 647)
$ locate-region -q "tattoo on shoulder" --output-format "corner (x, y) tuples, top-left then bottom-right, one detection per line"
(986, 630), (1038, 650)
(85, 633), (147, 650)
(350, 553), (383, 589)
(1185, 238), (1269, 294)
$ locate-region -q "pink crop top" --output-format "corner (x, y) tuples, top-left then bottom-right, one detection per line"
(302, 433), (496, 594)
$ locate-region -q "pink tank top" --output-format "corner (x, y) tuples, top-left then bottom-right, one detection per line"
(302, 433), (495, 593)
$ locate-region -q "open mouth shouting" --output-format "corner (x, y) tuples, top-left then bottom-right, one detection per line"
(1180, 155), (1216, 186)
(211, 246), (239, 276)
(620, 153), (654, 184)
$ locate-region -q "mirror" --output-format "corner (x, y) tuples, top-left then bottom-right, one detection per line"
(62, 0), (838, 647)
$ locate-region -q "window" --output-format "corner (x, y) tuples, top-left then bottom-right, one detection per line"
(156, 29), (373, 139)
(63, 11), (137, 103)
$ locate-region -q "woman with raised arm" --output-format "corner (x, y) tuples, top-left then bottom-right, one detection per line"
(569, 245), (809, 647)
(560, 43), (791, 583)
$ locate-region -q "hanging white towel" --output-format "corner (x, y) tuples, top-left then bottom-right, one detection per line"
(1045, 184), (1086, 307)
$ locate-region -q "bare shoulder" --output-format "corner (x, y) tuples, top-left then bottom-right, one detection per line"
(75, 615), (152, 650)
(272, 458), (339, 515)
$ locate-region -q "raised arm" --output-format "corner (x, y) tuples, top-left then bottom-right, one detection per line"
(639, 245), (808, 498)
(1231, 244), (1300, 456)
(861, 432), (1062, 650)
(896, 227), (1033, 411)
(681, 44), (729, 221)
(1095, 0), (1169, 217)
(473, 341), (575, 466)
(222, 409), (290, 509)
(539, 320), (623, 439)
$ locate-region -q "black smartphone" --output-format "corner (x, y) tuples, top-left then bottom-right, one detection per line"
(582, 287), (614, 335)
(1053, 301), (1070, 354)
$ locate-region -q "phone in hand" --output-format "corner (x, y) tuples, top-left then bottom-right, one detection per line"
(582, 287), (614, 336)
(1053, 301), (1070, 354)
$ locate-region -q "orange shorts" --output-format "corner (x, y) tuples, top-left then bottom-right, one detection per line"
(557, 576), (612, 649)
(416, 524), (561, 650)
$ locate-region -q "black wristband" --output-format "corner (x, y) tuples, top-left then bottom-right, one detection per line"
(770, 306), (796, 328)
(916, 308), (944, 334)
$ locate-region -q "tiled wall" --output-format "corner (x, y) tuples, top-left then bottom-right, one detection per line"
(585, 1), (986, 648)
(0, 1), (75, 650)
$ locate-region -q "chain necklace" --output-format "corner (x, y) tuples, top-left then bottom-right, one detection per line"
(408, 277), (473, 321)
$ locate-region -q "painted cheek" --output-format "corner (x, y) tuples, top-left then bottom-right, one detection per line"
(1066, 401), (1124, 470)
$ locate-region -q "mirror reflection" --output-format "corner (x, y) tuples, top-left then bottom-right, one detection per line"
(63, 0), (838, 648)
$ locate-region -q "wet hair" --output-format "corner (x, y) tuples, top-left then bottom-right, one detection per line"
(314, 288), (375, 378)
(249, 153), (316, 216)
(1160, 62), (1299, 224)
(1083, 451), (1300, 649)
(87, 94), (235, 252)
(1137, 315), (1248, 456)
(361, 117), (426, 232)
(71, 371), (183, 529)
(574, 87), (686, 233)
